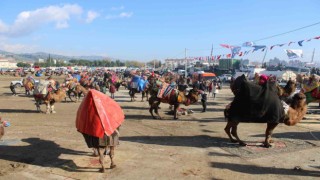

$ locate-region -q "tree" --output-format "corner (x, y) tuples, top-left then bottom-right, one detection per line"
(16, 62), (31, 68)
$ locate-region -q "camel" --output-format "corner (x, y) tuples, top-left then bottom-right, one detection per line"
(296, 74), (320, 104)
(65, 82), (88, 102)
(148, 87), (199, 120)
(22, 78), (35, 95)
(34, 88), (67, 114)
(224, 75), (307, 148)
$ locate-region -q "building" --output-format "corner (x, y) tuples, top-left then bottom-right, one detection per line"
(164, 58), (194, 70)
(37, 58), (45, 63)
(218, 59), (240, 70)
(0, 57), (17, 68)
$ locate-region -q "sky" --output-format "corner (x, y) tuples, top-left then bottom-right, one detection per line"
(0, 0), (319, 62)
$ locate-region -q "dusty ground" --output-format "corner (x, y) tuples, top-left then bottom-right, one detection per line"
(0, 75), (319, 180)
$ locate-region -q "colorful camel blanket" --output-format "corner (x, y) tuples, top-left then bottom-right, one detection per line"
(34, 80), (50, 95)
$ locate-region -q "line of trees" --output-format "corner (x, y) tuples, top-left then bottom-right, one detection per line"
(18, 57), (163, 69)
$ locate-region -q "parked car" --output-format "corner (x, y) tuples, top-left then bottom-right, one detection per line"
(11, 78), (39, 88)
(219, 74), (232, 82)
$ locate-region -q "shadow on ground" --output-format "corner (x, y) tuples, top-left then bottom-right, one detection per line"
(0, 138), (97, 172)
(211, 162), (320, 177)
(0, 109), (38, 113)
(122, 135), (233, 148)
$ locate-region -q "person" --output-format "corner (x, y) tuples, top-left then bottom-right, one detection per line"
(178, 80), (188, 94)
(200, 91), (207, 112)
(109, 82), (116, 99)
(9, 82), (17, 96)
(212, 82), (219, 98)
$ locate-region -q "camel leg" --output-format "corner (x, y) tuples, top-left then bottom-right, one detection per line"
(109, 146), (116, 169)
(230, 122), (246, 146)
(173, 104), (179, 120)
(36, 101), (41, 112)
(264, 123), (278, 148)
(149, 106), (157, 119)
(46, 104), (51, 114)
(155, 102), (162, 119)
(50, 103), (56, 114)
(224, 121), (238, 143)
(97, 148), (105, 173)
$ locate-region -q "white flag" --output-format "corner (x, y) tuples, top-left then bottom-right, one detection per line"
(285, 49), (303, 59)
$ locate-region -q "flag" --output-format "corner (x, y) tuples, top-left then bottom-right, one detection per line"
(217, 55), (221, 59)
(238, 52), (243, 56)
(285, 49), (303, 59)
(314, 36), (320, 39)
(220, 44), (231, 48)
(307, 39), (312, 42)
(288, 42), (295, 46)
(252, 45), (266, 52)
(226, 54), (231, 58)
(242, 41), (254, 47)
(270, 45), (276, 50)
(261, 48), (266, 52)
(278, 44), (285, 47)
(298, 40), (304, 46)
(231, 46), (241, 58)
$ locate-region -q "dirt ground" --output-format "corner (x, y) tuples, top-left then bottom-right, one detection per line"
(0, 75), (319, 180)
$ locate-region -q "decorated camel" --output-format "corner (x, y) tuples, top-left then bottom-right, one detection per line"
(22, 77), (36, 95)
(225, 75), (307, 148)
(65, 81), (88, 102)
(76, 90), (124, 173)
(148, 81), (199, 120)
(296, 74), (320, 104)
(33, 80), (67, 114)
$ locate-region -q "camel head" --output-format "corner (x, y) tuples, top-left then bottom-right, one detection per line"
(290, 93), (307, 109)
(230, 74), (247, 96)
(185, 89), (200, 105)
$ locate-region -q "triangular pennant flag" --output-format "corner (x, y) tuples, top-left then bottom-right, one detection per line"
(298, 40), (304, 46)
(314, 36), (320, 39)
(307, 39), (312, 42)
(226, 54), (231, 58)
(238, 52), (243, 56)
(220, 44), (231, 48)
(217, 55), (221, 59)
(270, 45), (276, 50)
(261, 48), (266, 52)
(278, 44), (285, 47)
(288, 42), (295, 46)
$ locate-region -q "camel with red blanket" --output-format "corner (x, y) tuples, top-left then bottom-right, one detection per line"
(225, 75), (307, 148)
(148, 82), (199, 119)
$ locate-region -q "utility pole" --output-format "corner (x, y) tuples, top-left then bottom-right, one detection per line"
(153, 59), (155, 69)
(311, 48), (315, 63)
(184, 48), (188, 77)
(262, 48), (268, 67)
(210, 43), (213, 65)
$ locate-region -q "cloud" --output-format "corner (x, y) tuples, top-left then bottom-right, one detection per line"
(0, 42), (37, 53)
(85, 10), (100, 23)
(111, 6), (125, 11)
(105, 12), (133, 20)
(0, 4), (83, 37)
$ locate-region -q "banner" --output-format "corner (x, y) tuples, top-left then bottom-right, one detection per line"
(220, 44), (231, 48)
(252, 45), (266, 52)
(285, 49), (303, 59)
(242, 42), (254, 47)
(231, 46), (241, 58)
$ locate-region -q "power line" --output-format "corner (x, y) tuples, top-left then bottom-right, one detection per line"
(252, 21), (320, 42)
(167, 21), (320, 58)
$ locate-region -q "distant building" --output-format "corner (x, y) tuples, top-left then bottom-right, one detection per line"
(0, 57), (17, 68)
(218, 59), (240, 70)
(165, 58), (193, 70)
(37, 58), (45, 63)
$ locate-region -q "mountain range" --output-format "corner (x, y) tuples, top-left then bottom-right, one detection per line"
(0, 49), (108, 62)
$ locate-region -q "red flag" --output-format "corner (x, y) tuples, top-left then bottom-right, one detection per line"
(226, 54), (231, 58)
(220, 44), (231, 49)
(314, 36), (320, 39)
(217, 55), (221, 59)
(239, 52), (243, 56)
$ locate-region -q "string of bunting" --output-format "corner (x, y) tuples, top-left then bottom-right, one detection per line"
(189, 35), (320, 61)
